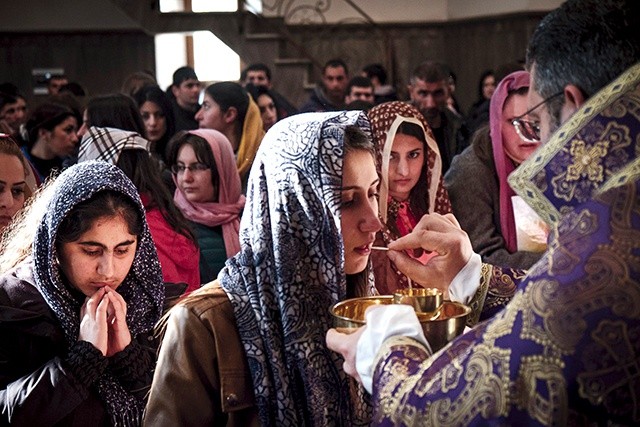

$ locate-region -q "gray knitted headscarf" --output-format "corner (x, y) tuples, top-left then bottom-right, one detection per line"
(32, 160), (164, 426)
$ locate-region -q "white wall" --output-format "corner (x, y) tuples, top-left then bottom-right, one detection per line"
(0, 0), (566, 32)
(261, 0), (564, 24)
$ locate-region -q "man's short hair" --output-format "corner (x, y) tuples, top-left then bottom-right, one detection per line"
(410, 61), (448, 85)
(172, 66), (198, 87)
(347, 76), (373, 94)
(323, 58), (348, 76)
(526, 0), (640, 122)
(362, 63), (388, 85)
(0, 92), (17, 110)
(241, 63), (272, 82)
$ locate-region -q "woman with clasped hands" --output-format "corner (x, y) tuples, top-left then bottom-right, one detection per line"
(0, 161), (164, 426)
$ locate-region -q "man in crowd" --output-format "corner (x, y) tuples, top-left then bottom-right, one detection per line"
(170, 66), (201, 132)
(344, 76), (374, 105)
(0, 90), (27, 141)
(328, 0), (640, 424)
(361, 63), (398, 104)
(300, 58), (348, 112)
(47, 74), (68, 95)
(240, 62), (297, 117)
(407, 60), (467, 172)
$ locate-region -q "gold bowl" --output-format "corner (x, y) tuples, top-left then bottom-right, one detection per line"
(415, 301), (471, 352)
(393, 288), (443, 316)
(330, 296), (394, 333)
(330, 296), (471, 352)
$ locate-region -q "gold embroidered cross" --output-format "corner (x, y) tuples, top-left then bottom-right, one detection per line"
(566, 139), (609, 182)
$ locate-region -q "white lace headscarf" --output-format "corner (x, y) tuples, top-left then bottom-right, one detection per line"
(220, 111), (375, 426)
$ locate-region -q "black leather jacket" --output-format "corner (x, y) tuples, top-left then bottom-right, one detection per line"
(0, 262), (156, 427)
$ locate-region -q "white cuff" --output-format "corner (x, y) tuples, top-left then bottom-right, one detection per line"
(448, 252), (482, 305)
(355, 305), (428, 393)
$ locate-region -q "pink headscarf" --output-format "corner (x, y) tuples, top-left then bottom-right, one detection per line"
(173, 129), (246, 258)
(490, 70), (530, 253)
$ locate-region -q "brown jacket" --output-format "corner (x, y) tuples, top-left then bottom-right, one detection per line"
(143, 281), (260, 426)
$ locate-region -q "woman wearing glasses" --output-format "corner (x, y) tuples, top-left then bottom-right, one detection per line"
(145, 111), (379, 426)
(167, 129), (245, 283)
(79, 123), (201, 295)
(445, 70), (545, 269)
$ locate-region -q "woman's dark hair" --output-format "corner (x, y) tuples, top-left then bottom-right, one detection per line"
(85, 94), (145, 135)
(25, 102), (76, 145)
(166, 131), (220, 199)
(343, 125), (374, 155)
(117, 149), (196, 243)
(56, 190), (142, 246)
(204, 82), (249, 142)
(133, 85), (176, 162)
(397, 121), (429, 226)
(477, 70), (495, 102)
(245, 83), (282, 121)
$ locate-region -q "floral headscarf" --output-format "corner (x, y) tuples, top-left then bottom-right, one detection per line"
(32, 160), (164, 426)
(173, 129), (245, 257)
(220, 111), (375, 426)
(367, 102), (451, 292)
(368, 101), (451, 224)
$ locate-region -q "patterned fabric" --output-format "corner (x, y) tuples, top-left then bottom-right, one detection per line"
(490, 71), (530, 253)
(368, 101), (451, 223)
(32, 160), (164, 426)
(509, 62), (640, 227)
(219, 111), (375, 426)
(466, 263), (525, 326)
(367, 102), (451, 292)
(78, 126), (150, 164)
(370, 63), (640, 425)
(173, 129), (245, 258)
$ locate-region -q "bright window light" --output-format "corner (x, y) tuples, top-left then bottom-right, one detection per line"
(193, 31), (240, 82)
(155, 33), (188, 90)
(159, 0), (238, 12)
(192, 0), (237, 12)
(154, 31), (240, 90)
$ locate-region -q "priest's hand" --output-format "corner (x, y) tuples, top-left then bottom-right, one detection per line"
(387, 213), (472, 297)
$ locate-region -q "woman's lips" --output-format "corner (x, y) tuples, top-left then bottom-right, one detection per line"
(91, 282), (115, 289)
(353, 243), (372, 255)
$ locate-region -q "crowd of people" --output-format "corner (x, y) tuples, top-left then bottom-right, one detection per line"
(0, 0), (638, 425)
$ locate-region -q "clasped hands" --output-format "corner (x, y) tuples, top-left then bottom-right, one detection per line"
(78, 287), (131, 357)
(327, 213), (473, 383)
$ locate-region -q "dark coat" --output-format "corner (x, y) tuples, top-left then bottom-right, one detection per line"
(0, 262), (156, 427)
(298, 87), (343, 113)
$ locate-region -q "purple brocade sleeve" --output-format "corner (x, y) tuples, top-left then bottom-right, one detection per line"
(370, 180), (640, 426)
(466, 263), (527, 326)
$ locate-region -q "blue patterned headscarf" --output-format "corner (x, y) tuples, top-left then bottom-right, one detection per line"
(220, 111), (375, 426)
(32, 160), (164, 426)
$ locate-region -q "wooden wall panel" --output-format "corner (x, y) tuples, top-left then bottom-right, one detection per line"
(0, 31), (155, 106)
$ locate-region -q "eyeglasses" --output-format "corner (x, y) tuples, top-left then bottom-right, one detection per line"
(511, 91), (563, 143)
(171, 163), (209, 175)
